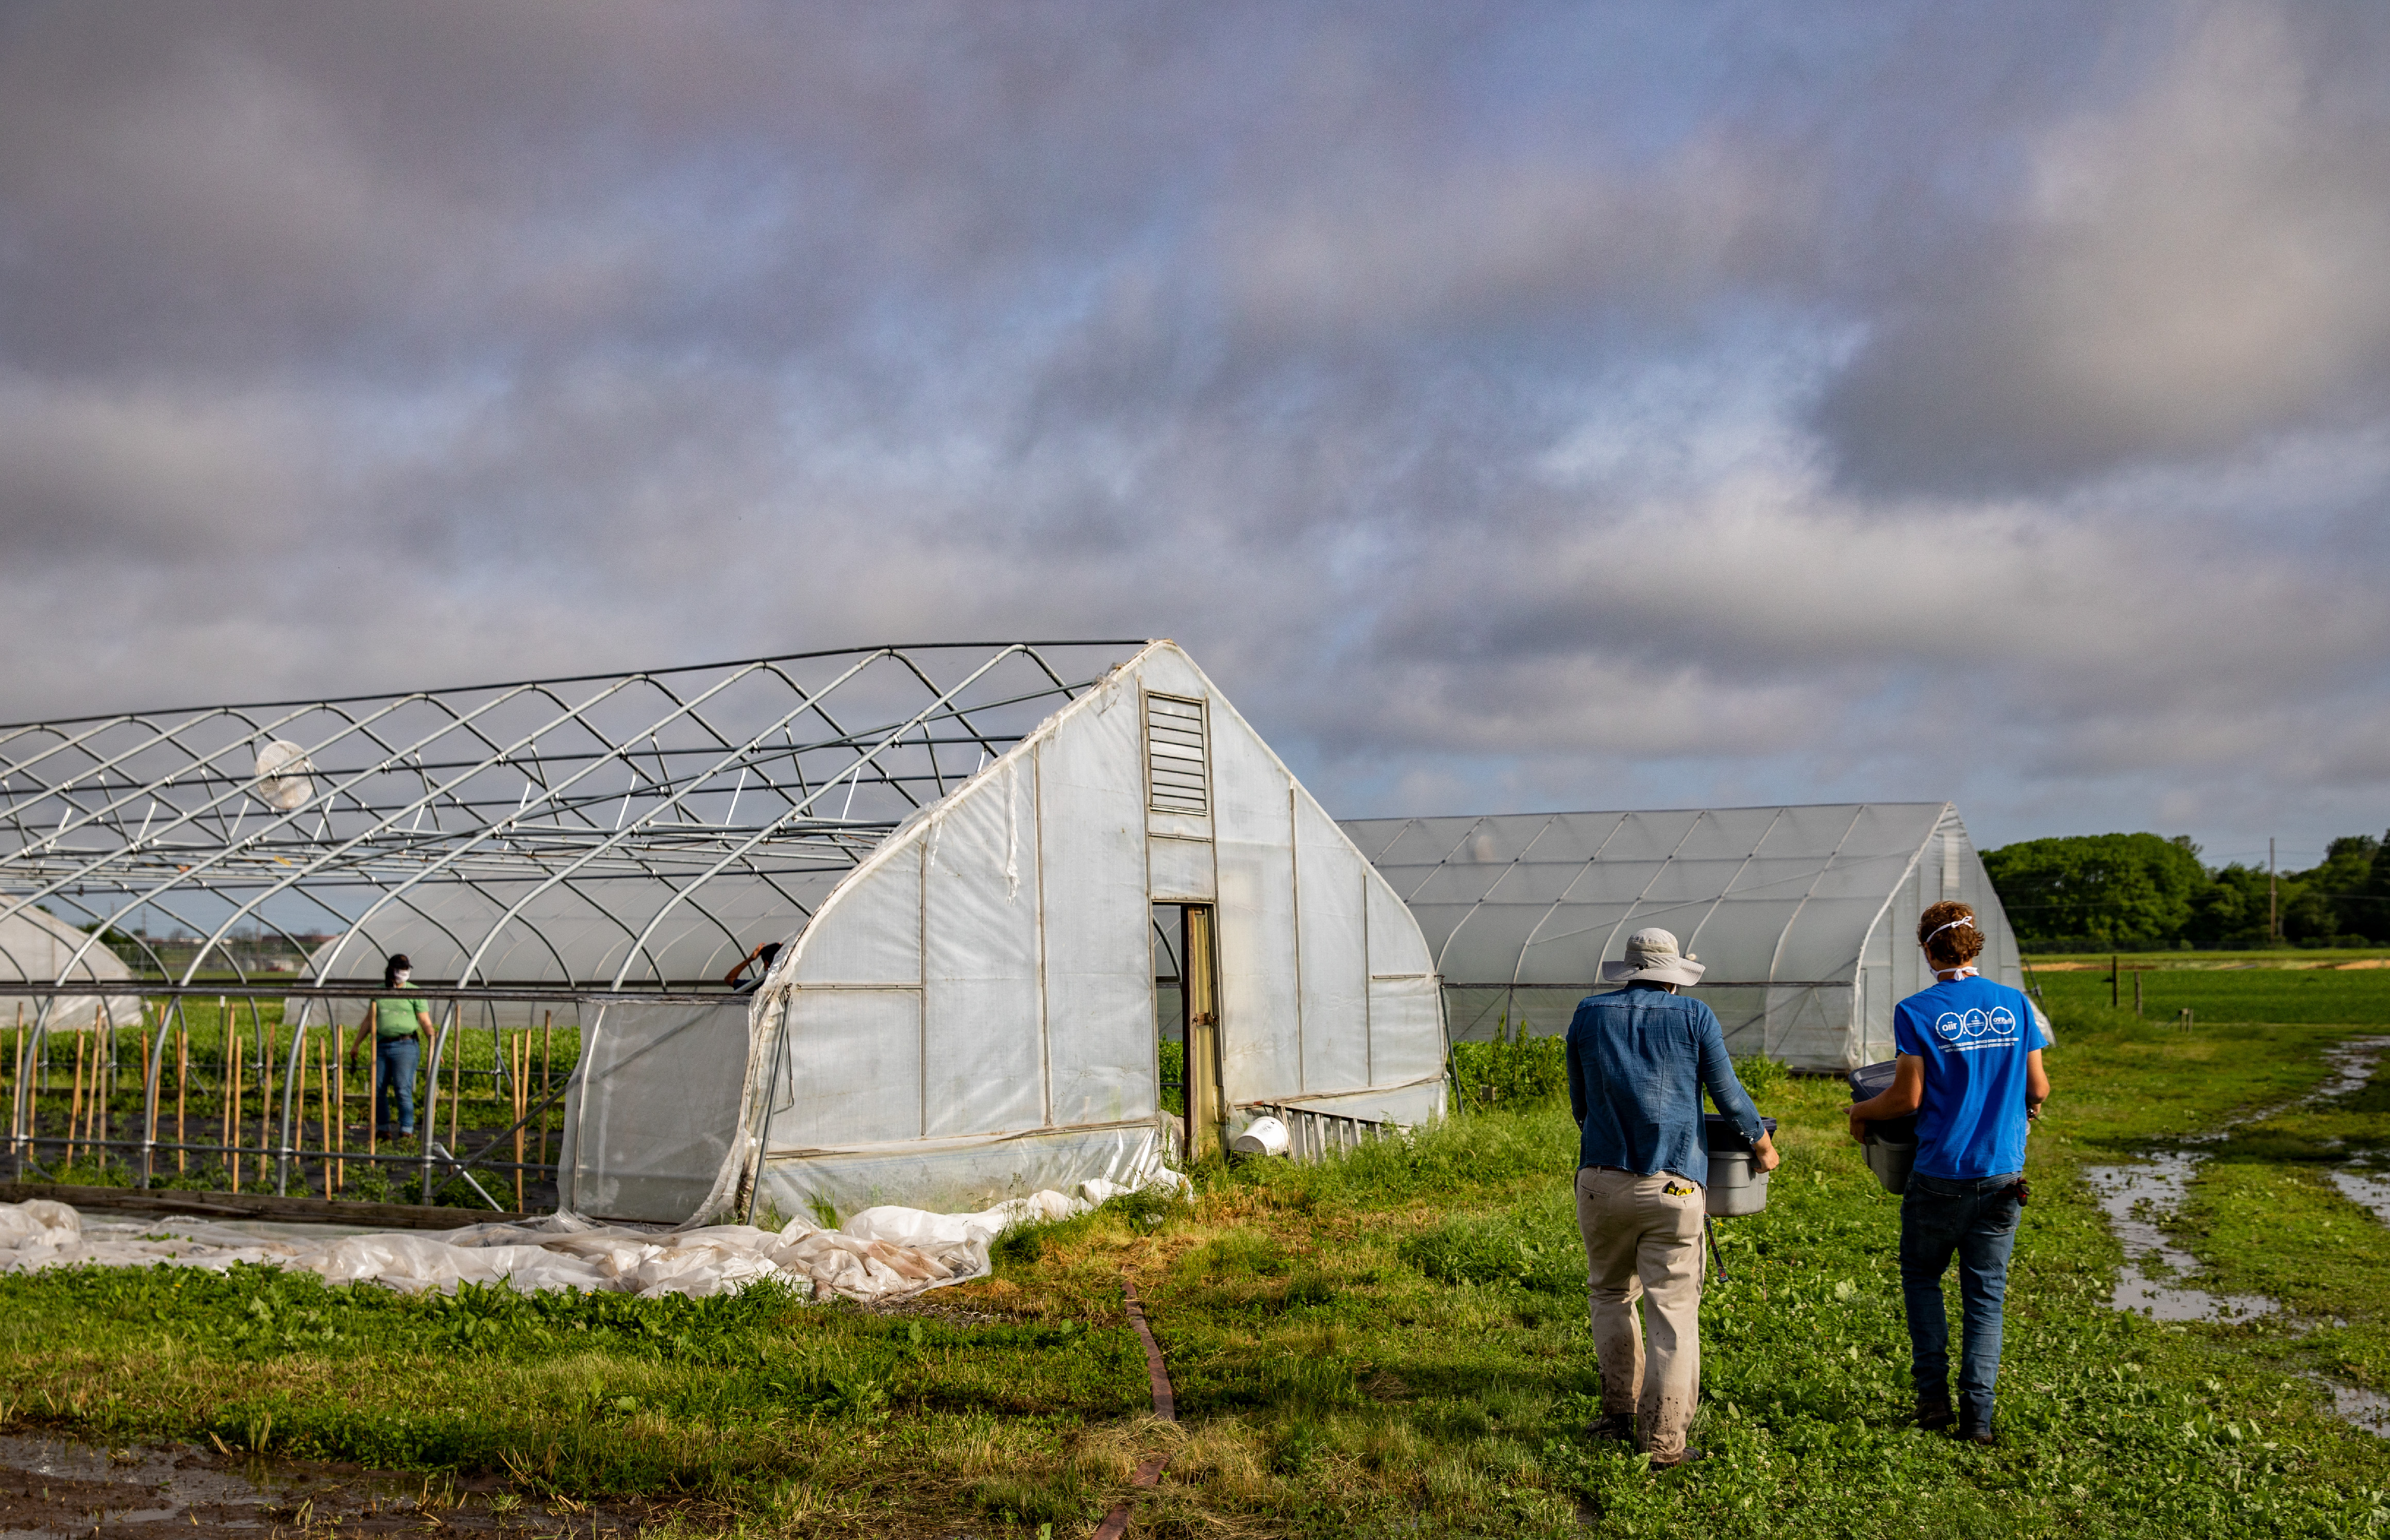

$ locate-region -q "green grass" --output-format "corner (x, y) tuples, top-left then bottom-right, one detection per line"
(0, 980), (2387, 1535)
(2035, 959), (2390, 1028)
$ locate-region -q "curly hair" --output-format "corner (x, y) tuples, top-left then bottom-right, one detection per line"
(1916, 901), (1985, 970)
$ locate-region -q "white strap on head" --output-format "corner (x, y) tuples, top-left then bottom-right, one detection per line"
(1925, 916), (1976, 944)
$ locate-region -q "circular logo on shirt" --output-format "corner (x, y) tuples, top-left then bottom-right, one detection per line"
(1934, 1011), (1966, 1042)
(1989, 1006), (2017, 1037)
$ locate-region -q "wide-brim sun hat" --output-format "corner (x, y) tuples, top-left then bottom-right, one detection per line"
(1599, 926), (1706, 987)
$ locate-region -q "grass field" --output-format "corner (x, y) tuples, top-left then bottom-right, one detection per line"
(0, 961), (2385, 1536)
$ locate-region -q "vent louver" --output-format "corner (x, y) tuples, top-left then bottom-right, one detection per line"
(1144, 693), (1209, 815)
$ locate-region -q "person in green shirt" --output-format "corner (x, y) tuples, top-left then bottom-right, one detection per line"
(346, 953), (432, 1139)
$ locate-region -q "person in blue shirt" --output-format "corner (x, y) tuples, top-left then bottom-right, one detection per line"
(1848, 901), (2051, 1445)
(1566, 927), (1778, 1467)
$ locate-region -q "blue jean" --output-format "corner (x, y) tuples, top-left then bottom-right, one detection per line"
(1899, 1172), (2024, 1430)
(376, 1036), (419, 1136)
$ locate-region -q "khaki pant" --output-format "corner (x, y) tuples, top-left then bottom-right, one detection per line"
(1575, 1166), (1706, 1458)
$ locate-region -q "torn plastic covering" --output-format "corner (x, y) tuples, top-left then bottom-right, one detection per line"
(558, 999), (752, 1223)
(0, 1173), (1185, 1304)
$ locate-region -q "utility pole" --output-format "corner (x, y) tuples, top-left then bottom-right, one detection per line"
(2270, 838), (2279, 943)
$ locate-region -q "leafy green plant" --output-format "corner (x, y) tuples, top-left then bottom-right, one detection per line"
(1733, 1052), (1791, 1099)
(1449, 1017), (1568, 1110)
(1397, 1207), (1582, 1295)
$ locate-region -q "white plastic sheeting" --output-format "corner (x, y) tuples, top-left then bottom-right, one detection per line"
(558, 1000), (752, 1222)
(0, 1179), (1176, 1302)
(1342, 803), (2040, 1072)
(719, 641), (1447, 1226)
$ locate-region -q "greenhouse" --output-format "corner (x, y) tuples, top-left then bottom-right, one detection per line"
(0, 904), (131, 1035)
(0, 640), (1444, 1221)
(1338, 803), (2043, 1072)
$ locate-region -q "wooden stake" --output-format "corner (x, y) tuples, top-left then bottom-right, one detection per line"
(366, 1024), (377, 1161)
(175, 1016), (188, 1173)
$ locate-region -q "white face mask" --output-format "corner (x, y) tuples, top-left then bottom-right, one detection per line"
(394, 968), (412, 986)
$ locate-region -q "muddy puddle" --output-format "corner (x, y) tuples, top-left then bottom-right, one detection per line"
(0, 1433), (650, 1539)
(2082, 1035), (2390, 1435)
(2084, 1156), (2276, 1324)
(2329, 1170), (2390, 1223)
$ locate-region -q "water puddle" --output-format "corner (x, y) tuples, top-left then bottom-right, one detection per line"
(2313, 1037), (2390, 1103)
(2082, 1036), (2390, 1434)
(2329, 1170), (2390, 1224)
(2329, 1380), (2390, 1437)
(0, 1433), (646, 1538)
(2083, 1156), (2277, 1324)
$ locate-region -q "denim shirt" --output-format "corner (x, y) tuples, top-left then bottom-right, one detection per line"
(1565, 983), (1765, 1184)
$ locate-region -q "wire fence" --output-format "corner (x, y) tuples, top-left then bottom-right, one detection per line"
(0, 983), (691, 1213)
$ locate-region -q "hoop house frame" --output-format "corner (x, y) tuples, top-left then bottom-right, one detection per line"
(0, 641), (1143, 1195)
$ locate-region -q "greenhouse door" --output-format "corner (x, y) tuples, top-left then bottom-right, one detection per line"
(1182, 904), (1225, 1161)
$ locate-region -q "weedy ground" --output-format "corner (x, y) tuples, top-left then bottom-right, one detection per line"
(0, 965), (2386, 1536)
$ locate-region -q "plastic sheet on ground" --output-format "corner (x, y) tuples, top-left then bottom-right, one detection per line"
(0, 1172), (1187, 1304)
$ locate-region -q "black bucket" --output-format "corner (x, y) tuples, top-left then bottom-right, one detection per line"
(1848, 1060), (1916, 1194)
(1702, 1114), (1777, 1216)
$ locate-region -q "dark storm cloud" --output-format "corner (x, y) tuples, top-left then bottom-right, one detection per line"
(1814, 2), (2390, 492)
(2, 0), (2388, 859)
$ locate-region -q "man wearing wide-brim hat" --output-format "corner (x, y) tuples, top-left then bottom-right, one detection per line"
(1566, 926), (1779, 1468)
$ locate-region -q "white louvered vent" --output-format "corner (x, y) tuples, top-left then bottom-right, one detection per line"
(1144, 693), (1209, 815)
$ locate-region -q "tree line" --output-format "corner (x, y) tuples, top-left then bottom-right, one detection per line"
(1981, 831), (2390, 952)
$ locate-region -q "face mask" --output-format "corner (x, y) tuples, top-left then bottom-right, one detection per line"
(394, 969), (412, 986)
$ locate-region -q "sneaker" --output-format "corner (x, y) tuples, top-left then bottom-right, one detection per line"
(1915, 1390), (1955, 1432)
(1954, 1424), (1995, 1446)
(1647, 1447), (1704, 1469)
(1586, 1413), (1635, 1442)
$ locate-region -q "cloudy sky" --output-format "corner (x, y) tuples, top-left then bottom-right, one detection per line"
(4, 1), (2387, 867)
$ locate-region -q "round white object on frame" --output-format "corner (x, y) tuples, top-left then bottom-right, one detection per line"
(254, 739), (314, 811)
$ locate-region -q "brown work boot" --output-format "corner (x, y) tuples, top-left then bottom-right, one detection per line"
(1915, 1389), (1955, 1432)
(1647, 1447), (1705, 1470)
(1585, 1412), (1635, 1443)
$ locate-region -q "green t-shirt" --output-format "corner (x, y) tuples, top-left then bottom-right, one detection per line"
(373, 989), (427, 1039)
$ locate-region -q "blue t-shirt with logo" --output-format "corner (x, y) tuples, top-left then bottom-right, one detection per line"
(1892, 974), (2049, 1180)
